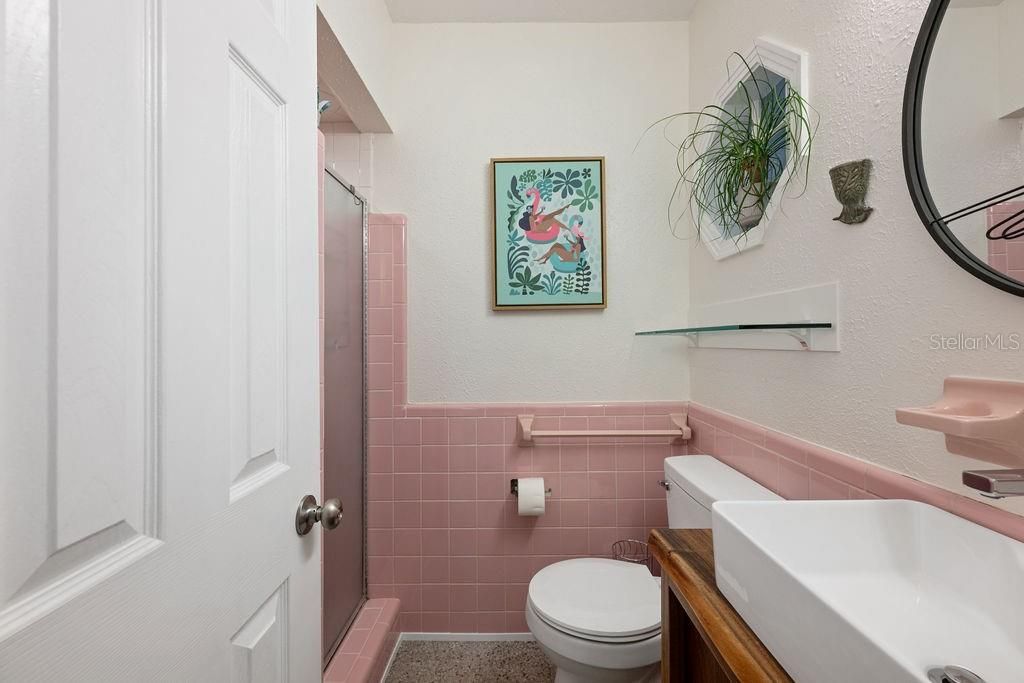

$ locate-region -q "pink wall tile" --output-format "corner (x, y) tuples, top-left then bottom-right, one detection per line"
(450, 445), (477, 472)
(451, 560), (477, 586)
(368, 390), (394, 418)
(393, 446), (421, 473)
(778, 457), (810, 500)
(644, 500), (668, 527)
(421, 445), (449, 472)
(393, 501), (421, 528)
(804, 444), (867, 490)
(450, 613), (477, 632)
(588, 500), (617, 527)
(616, 500), (646, 527)
(421, 612), (450, 633)
(421, 418), (449, 445)
(477, 473), (505, 500)
(350, 215), (1024, 642)
(368, 474), (393, 501)
(477, 611), (506, 633)
(367, 226), (392, 254)
(808, 471), (850, 500)
(450, 529), (477, 556)
(422, 584), (451, 611)
(587, 445), (615, 471)
(476, 418), (504, 445)
(688, 402), (1024, 543)
(616, 471), (645, 499)
(988, 204), (1024, 275)
(393, 418), (421, 446)
(449, 473), (477, 499)
(421, 501), (449, 528)
(367, 253), (392, 281)
(560, 472), (589, 499)
(393, 474), (421, 501)
(421, 473), (449, 501)
(367, 280), (393, 308)
(588, 472), (616, 499)
(559, 447), (588, 472)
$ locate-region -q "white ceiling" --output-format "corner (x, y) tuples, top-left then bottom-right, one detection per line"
(385, 0), (697, 23)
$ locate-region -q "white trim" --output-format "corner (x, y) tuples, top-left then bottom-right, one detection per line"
(378, 633), (402, 681)
(398, 632), (535, 642)
(698, 37), (809, 261)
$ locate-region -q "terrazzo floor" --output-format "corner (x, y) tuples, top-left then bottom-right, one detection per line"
(383, 640), (555, 683)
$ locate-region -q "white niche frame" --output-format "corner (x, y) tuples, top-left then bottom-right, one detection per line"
(698, 37), (809, 261)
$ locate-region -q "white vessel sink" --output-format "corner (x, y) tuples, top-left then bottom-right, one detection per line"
(711, 500), (1024, 683)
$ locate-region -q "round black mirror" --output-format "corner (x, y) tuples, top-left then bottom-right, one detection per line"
(904, 0), (1024, 296)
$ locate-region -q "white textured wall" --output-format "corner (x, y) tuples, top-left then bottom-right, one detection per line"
(374, 22), (691, 403)
(317, 0), (396, 118)
(322, 130), (375, 206)
(687, 0), (1024, 516)
(998, 0), (1024, 117)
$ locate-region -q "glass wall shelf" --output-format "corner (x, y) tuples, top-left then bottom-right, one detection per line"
(635, 322), (833, 350)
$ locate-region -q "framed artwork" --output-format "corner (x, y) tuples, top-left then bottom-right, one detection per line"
(491, 157), (607, 310)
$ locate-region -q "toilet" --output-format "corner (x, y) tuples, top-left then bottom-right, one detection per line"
(526, 455), (781, 682)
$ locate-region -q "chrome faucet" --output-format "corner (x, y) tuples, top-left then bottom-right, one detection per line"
(962, 469), (1024, 498)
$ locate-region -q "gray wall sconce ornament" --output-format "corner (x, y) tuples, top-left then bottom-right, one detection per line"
(829, 159), (874, 224)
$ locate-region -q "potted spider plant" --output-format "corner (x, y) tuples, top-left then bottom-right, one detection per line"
(650, 53), (816, 243)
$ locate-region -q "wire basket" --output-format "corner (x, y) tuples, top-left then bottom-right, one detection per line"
(611, 539), (651, 570)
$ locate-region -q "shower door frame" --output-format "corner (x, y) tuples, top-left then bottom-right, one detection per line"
(322, 166), (369, 669)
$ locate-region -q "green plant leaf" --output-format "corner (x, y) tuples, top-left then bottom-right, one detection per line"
(638, 51), (818, 244)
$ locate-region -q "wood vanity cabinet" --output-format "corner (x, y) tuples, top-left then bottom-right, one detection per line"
(649, 529), (792, 683)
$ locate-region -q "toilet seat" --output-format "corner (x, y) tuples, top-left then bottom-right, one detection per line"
(527, 558), (662, 643)
(529, 598), (661, 644)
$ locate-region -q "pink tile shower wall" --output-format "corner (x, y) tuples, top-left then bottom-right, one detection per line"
(987, 202), (1024, 281)
(687, 403), (1024, 542)
(365, 214), (686, 633)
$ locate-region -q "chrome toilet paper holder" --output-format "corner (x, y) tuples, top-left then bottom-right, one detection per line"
(510, 478), (553, 497)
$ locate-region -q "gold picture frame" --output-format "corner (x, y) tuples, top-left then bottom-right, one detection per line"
(491, 156), (607, 310)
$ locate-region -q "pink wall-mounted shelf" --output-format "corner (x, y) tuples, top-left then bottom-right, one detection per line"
(896, 377), (1024, 467)
(517, 413), (691, 446)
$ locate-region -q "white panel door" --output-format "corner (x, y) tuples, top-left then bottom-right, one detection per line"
(0, 0), (321, 680)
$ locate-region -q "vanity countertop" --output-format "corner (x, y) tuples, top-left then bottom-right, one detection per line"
(649, 528), (792, 682)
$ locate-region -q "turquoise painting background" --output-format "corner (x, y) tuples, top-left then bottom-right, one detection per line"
(493, 159), (604, 307)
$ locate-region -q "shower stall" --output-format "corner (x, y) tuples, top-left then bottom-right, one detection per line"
(321, 167), (368, 666)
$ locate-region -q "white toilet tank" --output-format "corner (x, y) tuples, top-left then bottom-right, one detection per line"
(664, 455), (781, 528)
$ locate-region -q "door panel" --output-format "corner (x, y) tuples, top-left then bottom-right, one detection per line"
(322, 173), (367, 661)
(227, 45), (289, 501)
(0, 0), (321, 679)
(1, 0), (159, 636)
(231, 581), (290, 683)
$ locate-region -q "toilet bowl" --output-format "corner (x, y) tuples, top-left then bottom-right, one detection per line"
(526, 455), (782, 682)
(527, 558), (661, 683)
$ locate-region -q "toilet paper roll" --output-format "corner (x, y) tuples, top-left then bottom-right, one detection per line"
(516, 477), (546, 516)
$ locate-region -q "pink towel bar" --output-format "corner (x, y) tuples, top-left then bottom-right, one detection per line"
(516, 413), (691, 445)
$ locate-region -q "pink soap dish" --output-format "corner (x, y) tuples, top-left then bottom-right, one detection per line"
(895, 376), (1024, 467)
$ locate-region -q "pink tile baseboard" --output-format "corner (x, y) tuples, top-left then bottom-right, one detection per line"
(688, 402), (1024, 542)
(324, 598), (400, 683)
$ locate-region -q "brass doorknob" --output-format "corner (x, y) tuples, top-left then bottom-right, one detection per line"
(295, 494), (344, 536)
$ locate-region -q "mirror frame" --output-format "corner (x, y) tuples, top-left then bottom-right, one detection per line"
(903, 0), (1024, 297)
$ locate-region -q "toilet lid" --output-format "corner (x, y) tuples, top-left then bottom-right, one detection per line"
(527, 558), (661, 640)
